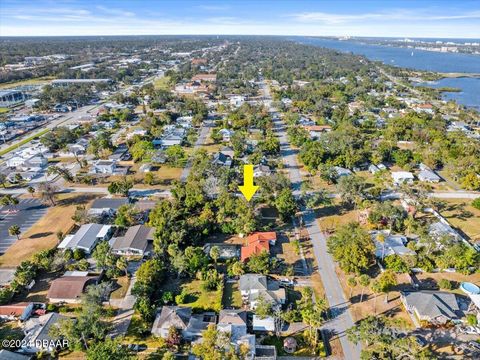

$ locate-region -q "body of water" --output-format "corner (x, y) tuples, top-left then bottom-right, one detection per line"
(295, 37), (480, 109)
(427, 77), (480, 110)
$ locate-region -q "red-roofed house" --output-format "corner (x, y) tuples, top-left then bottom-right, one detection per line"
(303, 125), (332, 139)
(0, 302), (34, 321)
(240, 232), (277, 262)
(192, 73), (217, 82)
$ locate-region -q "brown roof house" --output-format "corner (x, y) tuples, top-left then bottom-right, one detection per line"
(192, 73), (217, 82)
(47, 273), (98, 304)
(111, 225), (154, 256)
(151, 306), (216, 341)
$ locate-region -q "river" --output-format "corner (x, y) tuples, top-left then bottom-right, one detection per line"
(295, 37), (480, 109)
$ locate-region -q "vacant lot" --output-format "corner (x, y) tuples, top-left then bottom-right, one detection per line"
(222, 281), (243, 308)
(160, 277), (223, 313)
(316, 201), (359, 233)
(153, 76), (172, 90)
(440, 199), (480, 242)
(335, 265), (414, 328)
(0, 193), (99, 268)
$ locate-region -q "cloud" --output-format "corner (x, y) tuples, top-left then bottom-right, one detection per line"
(289, 9), (480, 24)
(96, 5), (135, 17)
(197, 5), (231, 11)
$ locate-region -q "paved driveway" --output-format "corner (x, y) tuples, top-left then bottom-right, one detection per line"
(110, 261), (142, 338)
(0, 198), (47, 253)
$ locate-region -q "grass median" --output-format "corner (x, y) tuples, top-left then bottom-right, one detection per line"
(0, 128), (50, 157)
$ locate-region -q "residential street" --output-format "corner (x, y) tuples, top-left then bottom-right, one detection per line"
(180, 120), (211, 181)
(263, 81), (362, 359)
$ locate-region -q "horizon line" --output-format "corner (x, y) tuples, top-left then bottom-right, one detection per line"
(1, 34), (480, 40)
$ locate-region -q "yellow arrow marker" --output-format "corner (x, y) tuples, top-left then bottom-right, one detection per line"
(239, 164), (259, 201)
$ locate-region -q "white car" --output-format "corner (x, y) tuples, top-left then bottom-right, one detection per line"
(460, 326), (480, 335)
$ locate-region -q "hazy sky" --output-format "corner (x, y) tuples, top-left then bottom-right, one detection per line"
(1, 0), (479, 38)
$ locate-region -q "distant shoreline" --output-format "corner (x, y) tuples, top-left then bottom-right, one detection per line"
(438, 72), (480, 79)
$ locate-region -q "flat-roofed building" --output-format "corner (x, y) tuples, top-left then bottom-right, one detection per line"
(0, 89), (27, 107)
(51, 78), (112, 86)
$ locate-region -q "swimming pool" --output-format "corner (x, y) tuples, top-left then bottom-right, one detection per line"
(460, 282), (480, 295)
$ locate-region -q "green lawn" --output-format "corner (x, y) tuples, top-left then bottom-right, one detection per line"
(0, 107), (10, 114)
(179, 279), (223, 312)
(153, 76), (172, 91)
(0, 321), (24, 344)
(0, 77), (53, 89)
(110, 276), (130, 299)
(124, 312), (165, 349)
(222, 281), (243, 308)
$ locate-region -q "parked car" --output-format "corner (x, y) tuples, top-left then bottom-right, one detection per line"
(468, 341), (480, 351)
(460, 326), (480, 335)
(414, 335), (427, 347)
(127, 344), (147, 352)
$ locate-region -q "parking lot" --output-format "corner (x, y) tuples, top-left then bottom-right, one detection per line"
(0, 198), (47, 253)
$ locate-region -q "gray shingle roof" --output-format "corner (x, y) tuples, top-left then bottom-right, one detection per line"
(90, 197), (128, 210)
(403, 291), (460, 320)
(239, 274), (268, 291)
(111, 225), (153, 252)
(153, 306), (192, 332)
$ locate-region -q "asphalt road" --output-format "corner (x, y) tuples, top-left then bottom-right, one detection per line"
(264, 81), (362, 359)
(0, 198), (47, 253)
(0, 104), (99, 155)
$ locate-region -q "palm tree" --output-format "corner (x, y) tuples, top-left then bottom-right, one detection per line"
(347, 276), (357, 299)
(0, 195), (19, 212)
(358, 274), (370, 303)
(209, 246), (220, 267)
(8, 225), (21, 240)
(27, 186), (35, 198)
(370, 281), (381, 315)
(377, 232), (386, 261)
(307, 299), (328, 344)
(403, 215), (416, 235)
(0, 173), (6, 188)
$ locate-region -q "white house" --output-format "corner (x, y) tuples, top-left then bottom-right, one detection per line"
(418, 165), (441, 183)
(219, 128), (234, 142)
(391, 171), (415, 185)
(252, 315), (275, 332)
(90, 160), (117, 174)
(230, 95), (246, 108)
(21, 312), (68, 354)
(370, 230), (416, 259)
(58, 223), (112, 254)
(110, 225), (154, 256)
(239, 274), (286, 310)
(332, 166), (352, 178)
(153, 127), (186, 147)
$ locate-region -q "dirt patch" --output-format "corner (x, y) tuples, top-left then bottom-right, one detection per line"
(334, 265), (414, 328)
(0, 193), (100, 268)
